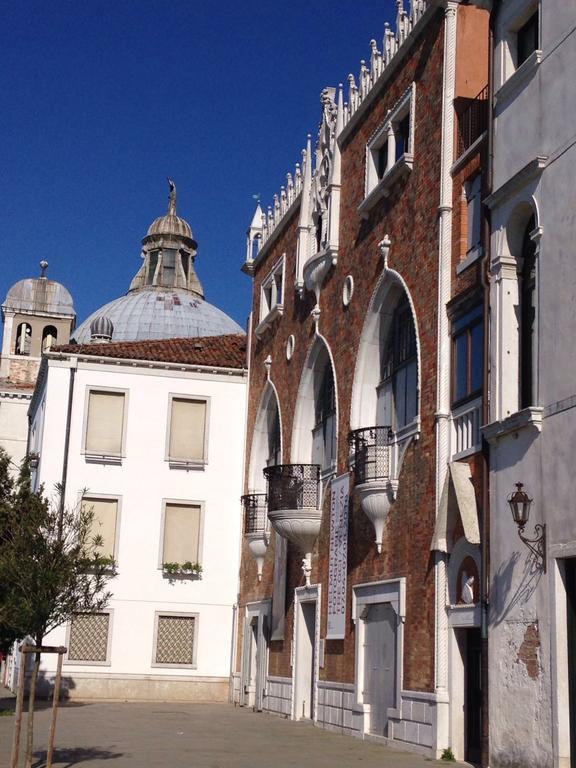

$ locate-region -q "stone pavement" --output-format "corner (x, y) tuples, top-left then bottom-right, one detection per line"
(0, 694), (448, 768)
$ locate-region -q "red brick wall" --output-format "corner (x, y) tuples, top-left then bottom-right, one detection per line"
(237, 5), (487, 696)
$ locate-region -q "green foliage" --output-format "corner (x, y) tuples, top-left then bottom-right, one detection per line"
(0, 449), (118, 648)
(162, 561), (202, 576)
(441, 747), (456, 761)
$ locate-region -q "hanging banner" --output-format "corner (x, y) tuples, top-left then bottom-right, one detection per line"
(326, 473), (349, 639)
(270, 532), (287, 640)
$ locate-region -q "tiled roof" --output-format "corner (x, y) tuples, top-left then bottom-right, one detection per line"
(52, 334), (247, 370)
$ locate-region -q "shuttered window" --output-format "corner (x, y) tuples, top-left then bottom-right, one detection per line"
(82, 497), (118, 560)
(85, 391), (125, 455)
(168, 398), (206, 462)
(163, 503), (201, 564)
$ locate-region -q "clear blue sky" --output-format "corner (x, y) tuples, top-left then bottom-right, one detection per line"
(1, 1), (396, 331)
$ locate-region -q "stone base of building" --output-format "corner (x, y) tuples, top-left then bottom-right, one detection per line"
(37, 673), (229, 702)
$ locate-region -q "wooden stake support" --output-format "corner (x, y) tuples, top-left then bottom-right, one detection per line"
(10, 644), (67, 768)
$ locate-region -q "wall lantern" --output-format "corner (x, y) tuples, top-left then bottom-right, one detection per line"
(507, 482), (546, 572)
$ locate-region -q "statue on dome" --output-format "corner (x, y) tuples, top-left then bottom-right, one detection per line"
(167, 177), (177, 216)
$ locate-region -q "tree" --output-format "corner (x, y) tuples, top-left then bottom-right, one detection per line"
(0, 449), (117, 765)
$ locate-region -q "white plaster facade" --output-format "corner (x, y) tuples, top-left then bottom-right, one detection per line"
(28, 347), (247, 701)
(485, 1), (576, 765)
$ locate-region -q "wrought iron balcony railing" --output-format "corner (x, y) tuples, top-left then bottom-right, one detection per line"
(348, 426), (393, 484)
(241, 493), (268, 536)
(263, 464), (320, 512)
(456, 84), (488, 158)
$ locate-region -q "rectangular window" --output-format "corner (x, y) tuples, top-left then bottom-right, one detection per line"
(452, 305), (484, 404)
(259, 256), (285, 323)
(168, 397), (207, 464)
(67, 612), (111, 664)
(162, 248), (177, 286)
(466, 175), (482, 255)
(162, 503), (201, 565)
(85, 390), (126, 456)
(81, 497), (118, 561)
(364, 84), (415, 204)
(517, 10), (538, 67)
(153, 613), (197, 667)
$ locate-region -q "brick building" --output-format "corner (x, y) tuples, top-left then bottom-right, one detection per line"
(233, 0), (490, 762)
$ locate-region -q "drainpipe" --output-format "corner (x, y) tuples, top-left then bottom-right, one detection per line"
(58, 357), (77, 539)
(434, 0), (458, 752)
(480, 4), (499, 766)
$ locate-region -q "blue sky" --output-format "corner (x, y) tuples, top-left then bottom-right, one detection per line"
(1, 1), (396, 331)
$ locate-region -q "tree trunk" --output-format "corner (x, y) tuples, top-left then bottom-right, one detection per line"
(25, 646), (41, 768)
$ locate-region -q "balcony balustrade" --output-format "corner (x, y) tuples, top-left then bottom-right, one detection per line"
(348, 426), (396, 553)
(241, 493), (269, 581)
(263, 464), (321, 584)
(451, 396), (482, 459)
(456, 85), (488, 158)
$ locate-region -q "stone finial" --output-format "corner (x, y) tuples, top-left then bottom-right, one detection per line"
(39, 260), (48, 278)
(379, 234), (392, 269)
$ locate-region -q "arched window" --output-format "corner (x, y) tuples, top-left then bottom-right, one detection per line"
(267, 405), (281, 468)
(15, 322), (32, 356)
(520, 215), (536, 408)
(377, 296), (417, 430)
(42, 325), (57, 352)
(312, 357), (336, 473)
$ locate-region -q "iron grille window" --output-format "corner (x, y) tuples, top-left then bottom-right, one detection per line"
(348, 426), (393, 484)
(452, 305), (484, 405)
(456, 86), (488, 158)
(242, 493), (268, 535)
(155, 615), (196, 665)
(68, 612), (110, 663)
(264, 464), (320, 512)
(379, 297), (418, 429)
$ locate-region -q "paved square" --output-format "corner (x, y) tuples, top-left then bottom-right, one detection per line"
(0, 696), (446, 767)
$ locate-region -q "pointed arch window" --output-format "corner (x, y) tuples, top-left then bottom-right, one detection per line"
(312, 359), (336, 473)
(377, 296), (417, 430)
(520, 215), (537, 409)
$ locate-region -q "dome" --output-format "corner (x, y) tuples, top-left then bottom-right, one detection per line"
(4, 274), (75, 317)
(146, 213), (194, 241)
(90, 315), (114, 341)
(72, 288), (243, 344)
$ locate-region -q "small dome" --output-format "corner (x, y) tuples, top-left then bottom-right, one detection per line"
(72, 288), (243, 344)
(90, 316), (114, 342)
(4, 274), (75, 317)
(146, 213), (194, 241)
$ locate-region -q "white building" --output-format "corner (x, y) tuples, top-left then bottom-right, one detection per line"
(484, 2), (576, 766)
(24, 184), (248, 701)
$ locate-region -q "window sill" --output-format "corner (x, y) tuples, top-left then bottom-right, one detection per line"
(167, 459), (206, 471)
(358, 153), (413, 219)
(456, 246), (483, 275)
(151, 662), (198, 670)
(161, 569), (202, 580)
(255, 303), (284, 338)
(482, 406), (543, 444)
(84, 453), (123, 466)
(64, 659), (111, 667)
(495, 49), (541, 109)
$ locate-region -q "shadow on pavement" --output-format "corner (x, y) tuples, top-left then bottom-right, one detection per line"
(32, 746), (125, 767)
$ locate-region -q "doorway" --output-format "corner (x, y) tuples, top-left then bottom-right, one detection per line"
(565, 558), (576, 767)
(363, 602), (397, 736)
(294, 598), (317, 720)
(465, 628), (482, 764)
(241, 602), (269, 711)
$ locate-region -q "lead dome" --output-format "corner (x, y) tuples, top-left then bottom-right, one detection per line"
(72, 181), (243, 343)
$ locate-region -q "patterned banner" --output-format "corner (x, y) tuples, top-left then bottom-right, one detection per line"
(326, 473), (350, 639)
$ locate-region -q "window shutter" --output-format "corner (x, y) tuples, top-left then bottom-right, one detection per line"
(169, 399), (206, 461)
(86, 391), (125, 454)
(163, 504), (201, 564)
(82, 498), (118, 559)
